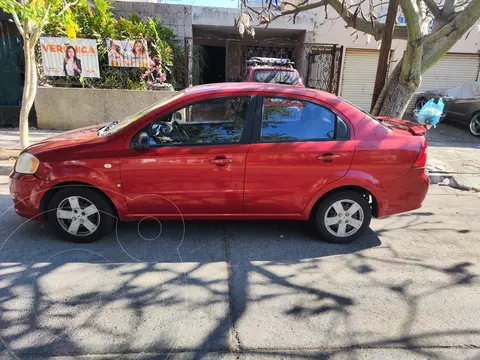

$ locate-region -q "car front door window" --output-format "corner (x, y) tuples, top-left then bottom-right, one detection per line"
(150, 97), (250, 146)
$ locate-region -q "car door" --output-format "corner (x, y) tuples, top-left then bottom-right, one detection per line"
(445, 98), (479, 124)
(243, 96), (355, 214)
(120, 95), (255, 216)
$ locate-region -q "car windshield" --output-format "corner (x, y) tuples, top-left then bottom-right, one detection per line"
(97, 91), (185, 136)
(253, 69), (299, 85)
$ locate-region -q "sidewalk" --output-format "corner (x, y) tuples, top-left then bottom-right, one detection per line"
(425, 122), (480, 191)
(0, 129), (62, 175)
(427, 144), (480, 191)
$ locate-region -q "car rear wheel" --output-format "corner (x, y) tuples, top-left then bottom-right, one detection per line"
(469, 113), (480, 136)
(311, 191), (371, 244)
(48, 187), (116, 243)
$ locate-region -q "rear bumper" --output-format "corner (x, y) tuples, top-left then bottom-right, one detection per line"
(9, 172), (48, 220)
(380, 168), (429, 217)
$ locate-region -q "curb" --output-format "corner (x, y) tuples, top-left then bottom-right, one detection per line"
(428, 173), (480, 192)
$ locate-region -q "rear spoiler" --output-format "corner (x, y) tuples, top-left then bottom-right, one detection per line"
(376, 116), (426, 136)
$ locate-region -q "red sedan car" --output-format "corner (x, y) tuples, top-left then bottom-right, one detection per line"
(10, 83), (429, 244)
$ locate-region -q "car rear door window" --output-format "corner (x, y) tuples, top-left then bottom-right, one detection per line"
(150, 97), (250, 146)
(260, 97), (341, 142)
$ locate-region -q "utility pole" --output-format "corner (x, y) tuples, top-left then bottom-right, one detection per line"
(370, 0), (399, 113)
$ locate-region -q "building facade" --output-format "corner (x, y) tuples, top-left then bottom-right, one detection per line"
(112, 0), (480, 112)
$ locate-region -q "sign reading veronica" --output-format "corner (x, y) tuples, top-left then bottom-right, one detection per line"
(40, 37), (100, 78)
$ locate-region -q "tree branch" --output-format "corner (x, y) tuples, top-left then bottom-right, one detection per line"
(248, 0), (408, 40)
(11, 11), (25, 37)
(441, 0), (455, 18)
(398, 0), (423, 86)
(254, 0), (327, 24)
(327, 0), (407, 40)
(422, 0), (440, 18)
(423, 0), (480, 71)
(58, 0), (80, 17)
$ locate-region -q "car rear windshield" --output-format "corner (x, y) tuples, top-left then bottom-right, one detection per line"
(338, 96), (391, 130)
(253, 69), (299, 85)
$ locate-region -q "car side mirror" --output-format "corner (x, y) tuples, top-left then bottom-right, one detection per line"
(133, 132), (150, 151)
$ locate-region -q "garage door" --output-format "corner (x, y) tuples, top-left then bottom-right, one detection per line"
(408, 53), (480, 113)
(340, 49), (380, 111)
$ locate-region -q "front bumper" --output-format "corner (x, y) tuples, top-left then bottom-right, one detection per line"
(9, 172), (49, 220)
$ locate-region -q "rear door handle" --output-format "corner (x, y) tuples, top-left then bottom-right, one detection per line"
(209, 157), (233, 166)
(317, 153), (340, 162)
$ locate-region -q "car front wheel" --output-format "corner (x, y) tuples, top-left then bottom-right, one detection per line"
(469, 113), (480, 136)
(48, 187), (116, 242)
(311, 190), (371, 244)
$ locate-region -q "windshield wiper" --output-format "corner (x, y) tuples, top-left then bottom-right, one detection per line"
(97, 121), (119, 137)
(103, 121), (118, 133)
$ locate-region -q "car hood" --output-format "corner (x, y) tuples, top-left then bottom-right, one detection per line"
(26, 124), (106, 155)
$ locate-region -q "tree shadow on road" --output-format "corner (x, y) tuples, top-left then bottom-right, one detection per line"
(0, 197), (479, 359)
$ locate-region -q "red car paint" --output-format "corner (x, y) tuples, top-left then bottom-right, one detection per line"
(10, 83), (429, 223)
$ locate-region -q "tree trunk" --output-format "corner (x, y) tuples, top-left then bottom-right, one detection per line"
(372, 56), (420, 118)
(371, 0), (480, 119)
(19, 37), (37, 150)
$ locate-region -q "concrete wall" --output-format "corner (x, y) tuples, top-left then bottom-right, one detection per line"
(192, 5), (315, 32)
(111, 1), (193, 39)
(36, 87), (178, 130)
(111, 2), (316, 41)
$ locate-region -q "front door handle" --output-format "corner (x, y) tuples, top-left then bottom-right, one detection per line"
(317, 153), (340, 162)
(209, 156), (233, 166)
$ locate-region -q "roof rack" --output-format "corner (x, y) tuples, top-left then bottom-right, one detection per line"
(246, 57), (295, 67)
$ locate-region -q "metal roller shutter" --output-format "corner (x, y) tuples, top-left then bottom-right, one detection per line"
(407, 53), (480, 113)
(340, 49), (380, 111)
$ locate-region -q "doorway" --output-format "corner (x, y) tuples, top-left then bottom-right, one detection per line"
(193, 45), (226, 85)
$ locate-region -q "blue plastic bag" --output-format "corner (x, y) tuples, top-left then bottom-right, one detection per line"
(417, 98), (444, 127)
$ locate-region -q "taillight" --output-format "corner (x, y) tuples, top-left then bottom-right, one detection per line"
(413, 137), (427, 168)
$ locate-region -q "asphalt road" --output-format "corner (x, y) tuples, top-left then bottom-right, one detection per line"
(426, 120), (480, 145)
(0, 175), (479, 360)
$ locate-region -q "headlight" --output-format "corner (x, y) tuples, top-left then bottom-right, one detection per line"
(15, 152), (40, 174)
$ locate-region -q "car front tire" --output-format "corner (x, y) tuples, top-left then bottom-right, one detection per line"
(311, 190), (372, 244)
(48, 187), (116, 243)
(469, 113), (480, 136)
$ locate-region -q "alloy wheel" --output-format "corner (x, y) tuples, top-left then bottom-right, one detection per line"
(324, 199), (364, 238)
(56, 196), (100, 236)
(470, 115), (480, 136)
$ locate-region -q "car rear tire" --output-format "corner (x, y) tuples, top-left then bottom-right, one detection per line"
(47, 187), (116, 243)
(311, 190), (371, 244)
(469, 113), (480, 136)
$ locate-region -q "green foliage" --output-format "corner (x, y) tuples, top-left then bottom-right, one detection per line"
(40, 0), (184, 89)
(0, 0), (81, 40)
